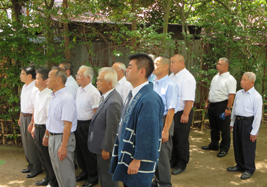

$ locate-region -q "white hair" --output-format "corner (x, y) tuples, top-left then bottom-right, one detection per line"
(79, 65), (94, 83)
(244, 72), (256, 82)
(98, 67), (117, 88)
(219, 57), (229, 65)
(115, 62), (126, 73)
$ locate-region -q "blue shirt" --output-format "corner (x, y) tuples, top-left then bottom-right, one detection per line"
(153, 75), (179, 115)
(46, 87), (77, 133)
(230, 87), (262, 135)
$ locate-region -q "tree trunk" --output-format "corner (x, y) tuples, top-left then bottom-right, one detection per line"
(131, 0), (137, 51)
(161, 0), (172, 55)
(63, 0), (70, 61)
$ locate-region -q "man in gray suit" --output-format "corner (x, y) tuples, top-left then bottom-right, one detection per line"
(88, 67), (123, 187)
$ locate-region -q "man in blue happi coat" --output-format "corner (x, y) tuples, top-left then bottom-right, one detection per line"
(110, 53), (164, 187)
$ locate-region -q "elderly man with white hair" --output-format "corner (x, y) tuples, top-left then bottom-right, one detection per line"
(227, 72), (262, 180)
(75, 65), (100, 187)
(88, 67), (123, 187)
(112, 62), (133, 102)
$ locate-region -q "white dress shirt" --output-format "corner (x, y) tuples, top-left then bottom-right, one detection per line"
(115, 76), (133, 103)
(20, 81), (39, 114)
(76, 83), (100, 120)
(34, 88), (52, 125)
(170, 68), (196, 112)
(46, 87), (77, 133)
(208, 72), (237, 103)
(130, 81), (149, 103)
(65, 76), (79, 99)
(230, 87), (262, 135)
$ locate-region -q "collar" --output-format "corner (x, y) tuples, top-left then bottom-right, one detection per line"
(83, 83), (92, 92)
(52, 87), (67, 97)
(117, 76), (126, 85)
(102, 88), (114, 99)
(174, 68), (186, 76)
(132, 81), (149, 98)
(155, 75), (168, 83)
(242, 86), (255, 94)
(218, 72), (229, 77)
(25, 81), (35, 89)
(38, 88), (50, 96)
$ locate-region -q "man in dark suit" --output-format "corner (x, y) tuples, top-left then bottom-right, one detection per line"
(88, 67), (123, 187)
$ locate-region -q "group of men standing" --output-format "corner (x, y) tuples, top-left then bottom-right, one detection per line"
(18, 53), (262, 187)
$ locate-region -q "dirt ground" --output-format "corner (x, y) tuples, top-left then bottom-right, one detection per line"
(1, 124), (267, 187)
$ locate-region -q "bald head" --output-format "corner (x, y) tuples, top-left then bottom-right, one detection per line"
(170, 54), (185, 74)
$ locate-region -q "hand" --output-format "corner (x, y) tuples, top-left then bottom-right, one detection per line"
(230, 126), (233, 133)
(224, 109), (231, 116)
(27, 123), (33, 133)
(205, 102), (209, 110)
(162, 131), (169, 143)
(102, 150), (110, 160)
(250, 134), (257, 142)
(58, 146), (67, 161)
(42, 135), (48, 147)
(18, 118), (21, 126)
(180, 113), (189, 123)
(31, 127), (35, 139)
(127, 159), (140, 175)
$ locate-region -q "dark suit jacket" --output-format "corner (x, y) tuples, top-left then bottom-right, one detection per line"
(88, 89), (123, 155)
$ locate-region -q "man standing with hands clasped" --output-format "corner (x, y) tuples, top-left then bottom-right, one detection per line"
(227, 72), (262, 180)
(202, 58), (237, 158)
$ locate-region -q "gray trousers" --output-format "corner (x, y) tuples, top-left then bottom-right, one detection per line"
(97, 154), (119, 187)
(48, 133), (76, 187)
(20, 115), (42, 174)
(154, 117), (174, 187)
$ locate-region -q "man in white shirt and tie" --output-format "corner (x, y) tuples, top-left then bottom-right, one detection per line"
(30, 68), (58, 187)
(227, 72), (262, 180)
(46, 67), (77, 187)
(75, 65), (100, 187)
(19, 67), (42, 178)
(112, 62), (133, 103)
(59, 61), (79, 98)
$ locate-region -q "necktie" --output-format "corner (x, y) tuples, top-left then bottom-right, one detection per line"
(99, 95), (104, 105)
(118, 90), (132, 140)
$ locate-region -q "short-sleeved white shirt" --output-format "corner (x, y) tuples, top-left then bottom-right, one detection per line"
(170, 68), (196, 112)
(46, 87), (77, 133)
(208, 72), (237, 103)
(65, 76), (79, 99)
(34, 88), (52, 124)
(20, 81), (39, 114)
(76, 83), (101, 120)
(115, 76), (133, 103)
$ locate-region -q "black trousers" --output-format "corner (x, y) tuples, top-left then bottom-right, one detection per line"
(233, 117), (256, 174)
(34, 125), (57, 186)
(171, 109), (193, 169)
(208, 100), (230, 152)
(75, 120), (98, 183)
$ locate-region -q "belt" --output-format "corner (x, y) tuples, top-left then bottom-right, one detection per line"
(35, 124), (46, 128)
(236, 116), (254, 120)
(50, 132), (63, 136)
(21, 113), (32, 117)
(210, 100), (228, 105)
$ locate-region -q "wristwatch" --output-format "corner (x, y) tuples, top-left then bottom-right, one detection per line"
(226, 107), (231, 110)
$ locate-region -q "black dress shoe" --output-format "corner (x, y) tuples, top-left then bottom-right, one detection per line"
(26, 172), (42, 178)
(82, 180), (98, 187)
(76, 173), (87, 181)
(171, 168), (185, 175)
(240, 172), (253, 180)
(35, 178), (49, 186)
(227, 166), (243, 172)
(21, 168), (30, 173)
(201, 146), (219, 151)
(217, 151), (227, 157)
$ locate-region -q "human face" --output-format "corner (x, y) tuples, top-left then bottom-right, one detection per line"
(170, 56), (183, 74)
(47, 70), (57, 90)
(76, 69), (88, 87)
(35, 73), (47, 90)
(153, 57), (165, 76)
(126, 59), (140, 86)
(96, 72), (110, 94)
(20, 70), (30, 83)
(216, 60), (228, 74)
(240, 75), (254, 92)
